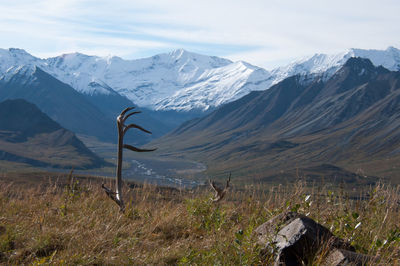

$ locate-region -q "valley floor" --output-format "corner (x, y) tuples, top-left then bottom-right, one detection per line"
(1, 173), (400, 264)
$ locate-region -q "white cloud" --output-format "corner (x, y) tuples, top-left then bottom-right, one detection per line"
(0, 0), (399, 68)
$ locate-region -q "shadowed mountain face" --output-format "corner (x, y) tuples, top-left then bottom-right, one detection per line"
(0, 66), (115, 142)
(0, 99), (112, 169)
(0, 65), (182, 145)
(154, 58), (400, 182)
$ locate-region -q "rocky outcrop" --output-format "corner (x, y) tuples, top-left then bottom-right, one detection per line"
(255, 212), (374, 265)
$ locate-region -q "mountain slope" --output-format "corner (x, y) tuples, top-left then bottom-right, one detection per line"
(0, 65), (116, 142)
(154, 61), (273, 111)
(0, 99), (111, 169)
(153, 58), (400, 182)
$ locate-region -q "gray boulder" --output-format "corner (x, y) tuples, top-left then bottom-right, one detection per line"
(255, 212), (358, 265)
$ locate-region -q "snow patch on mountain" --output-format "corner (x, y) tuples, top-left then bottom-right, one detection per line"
(0, 49), (41, 74)
(155, 61), (272, 111)
(0, 65), (38, 84)
(0, 47), (400, 112)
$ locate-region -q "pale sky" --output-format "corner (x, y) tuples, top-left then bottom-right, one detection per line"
(0, 0), (399, 69)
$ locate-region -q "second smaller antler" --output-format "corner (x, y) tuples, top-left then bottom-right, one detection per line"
(209, 172), (231, 202)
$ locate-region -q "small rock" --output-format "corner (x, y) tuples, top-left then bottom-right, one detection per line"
(321, 248), (375, 266)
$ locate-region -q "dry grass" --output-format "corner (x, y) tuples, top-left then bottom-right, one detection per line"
(1, 174), (400, 265)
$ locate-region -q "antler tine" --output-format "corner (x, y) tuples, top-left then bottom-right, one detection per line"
(101, 184), (124, 211)
(124, 144), (157, 152)
(209, 179), (222, 193)
(124, 123), (152, 135)
(209, 173), (232, 202)
(120, 106), (135, 117)
(123, 111), (142, 123)
(102, 183), (116, 196)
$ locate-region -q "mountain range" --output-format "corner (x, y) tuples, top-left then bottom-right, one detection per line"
(1, 47), (399, 113)
(153, 57), (400, 183)
(1, 47), (400, 175)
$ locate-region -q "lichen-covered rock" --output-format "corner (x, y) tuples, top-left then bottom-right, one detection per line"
(254, 212), (304, 246)
(272, 216), (354, 265)
(254, 212), (355, 265)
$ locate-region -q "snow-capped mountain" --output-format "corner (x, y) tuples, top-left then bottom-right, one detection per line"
(0, 48), (42, 74)
(43, 49), (273, 111)
(0, 47), (400, 112)
(154, 60), (272, 111)
(44, 49), (238, 110)
(271, 47), (400, 83)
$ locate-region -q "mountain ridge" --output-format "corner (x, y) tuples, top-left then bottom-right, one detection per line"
(0, 99), (111, 169)
(1, 47), (399, 113)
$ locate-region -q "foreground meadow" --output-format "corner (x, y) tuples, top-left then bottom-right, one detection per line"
(1, 173), (400, 265)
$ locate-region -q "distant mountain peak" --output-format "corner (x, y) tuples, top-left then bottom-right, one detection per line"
(386, 46), (400, 53)
(168, 48), (207, 58)
(8, 48), (30, 56)
(342, 57), (390, 77)
(60, 52), (92, 58)
(169, 48), (187, 57)
(344, 57), (375, 68)
(159, 48), (232, 67)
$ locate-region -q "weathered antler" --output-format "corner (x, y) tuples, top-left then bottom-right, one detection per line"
(209, 172), (231, 202)
(102, 107), (156, 212)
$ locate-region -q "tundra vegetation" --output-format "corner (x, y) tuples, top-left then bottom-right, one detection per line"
(1, 172), (400, 265)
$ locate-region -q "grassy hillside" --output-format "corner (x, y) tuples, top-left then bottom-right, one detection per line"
(1, 173), (400, 264)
